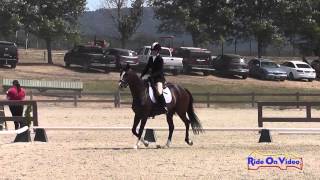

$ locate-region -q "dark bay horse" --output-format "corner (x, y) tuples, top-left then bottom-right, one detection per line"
(118, 64), (203, 148)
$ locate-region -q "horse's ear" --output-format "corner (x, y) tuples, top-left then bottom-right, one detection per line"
(124, 63), (131, 71)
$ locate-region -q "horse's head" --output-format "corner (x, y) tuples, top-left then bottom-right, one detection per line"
(118, 64), (131, 89)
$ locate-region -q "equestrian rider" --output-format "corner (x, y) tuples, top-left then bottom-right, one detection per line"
(140, 42), (167, 112)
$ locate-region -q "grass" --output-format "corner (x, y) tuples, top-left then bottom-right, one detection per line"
(83, 80), (320, 104)
(84, 81), (119, 92)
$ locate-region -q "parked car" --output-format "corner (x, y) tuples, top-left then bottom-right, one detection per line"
(212, 54), (249, 79)
(281, 61), (316, 81)
(311, 59), (320, 78)
(172, 47), (214, 75)
(137, 46), (183, 75)
(248, 58), (287, 81)
(64, 45), (115, 72)
(0, 41), (18, 68)
(105, 48), (139, 70)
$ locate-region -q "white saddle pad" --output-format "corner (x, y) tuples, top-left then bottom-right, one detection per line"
(148, 84), (172, 104)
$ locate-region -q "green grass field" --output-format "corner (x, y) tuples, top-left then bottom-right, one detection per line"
(84, 80), (320, 104)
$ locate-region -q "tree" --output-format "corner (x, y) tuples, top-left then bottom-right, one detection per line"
(231, 0), (282, 58)
(17, 0), (86, 64)
(104, 0), (144, 48)
(151, 0), (209, 47)
(0, 0), (20, 39)
(277, 0), (320, 57)
(198, 0), (235, 52)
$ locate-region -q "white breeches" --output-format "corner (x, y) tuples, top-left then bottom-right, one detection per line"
(156, 82), (163, 96)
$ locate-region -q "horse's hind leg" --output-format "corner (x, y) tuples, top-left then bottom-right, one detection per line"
(165, 112), (175, 148)
(177, 112), (193, 146)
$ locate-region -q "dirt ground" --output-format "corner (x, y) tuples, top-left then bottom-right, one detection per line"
(1, 106), (320, 179)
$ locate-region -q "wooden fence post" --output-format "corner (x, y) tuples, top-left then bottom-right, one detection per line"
(258, 103), (263, 127)
(251, 92), (255, 108)
(306, 105), (311, 119)
(114, 92), (117, 108)
(114, 91), (120, 108)
(32, 101), (39, 126)
(206, 92), (210, 108)
(296, 92), (300, 108)
(74, 95), (78, 107)
(118, 91), (121, 108)
(29, 91), (33, 100)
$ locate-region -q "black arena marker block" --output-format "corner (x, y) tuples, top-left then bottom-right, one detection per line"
(259, 129), (272, 143)
(34, 128), (48, 142)
(14, 130), (31, 143)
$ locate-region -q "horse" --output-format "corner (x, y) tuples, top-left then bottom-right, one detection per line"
(118, 64), (203, 148)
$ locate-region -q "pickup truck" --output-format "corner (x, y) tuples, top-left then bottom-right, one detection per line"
(172, 47), (214, 75)
(137, 46), (183, 75)
(64, 45), (116, 73)
(0, 41), (18, 68)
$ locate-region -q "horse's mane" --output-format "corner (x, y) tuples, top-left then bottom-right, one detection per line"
(127, 69), (139, 79)
(126, 69), (145, 87)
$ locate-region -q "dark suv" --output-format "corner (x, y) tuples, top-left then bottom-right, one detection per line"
(212, 54), (249, 79)
(0, 41), (18, 68)
(64, 45), (115, 72)
(173, 47), (213, 75)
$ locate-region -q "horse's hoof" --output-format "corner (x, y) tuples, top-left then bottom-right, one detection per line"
(156, 145), (162, 149)
(133, 145), (138, 149)
(142, 140), (149, 147)
(165, 140), (171, 148)
(186, 140), (193, 146)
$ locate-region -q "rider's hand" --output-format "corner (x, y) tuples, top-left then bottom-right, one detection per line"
(140, 74), (144, 79)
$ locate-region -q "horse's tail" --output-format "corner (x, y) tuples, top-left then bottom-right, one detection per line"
(185, 88), (204, 135)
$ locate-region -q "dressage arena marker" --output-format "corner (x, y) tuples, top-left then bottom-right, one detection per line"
(0, 126), (28, 135)
(32, 126), (320, 132)
(0, 126), (30, 143)
(278, 131), (320, 135)
(32, 126), (320, 143)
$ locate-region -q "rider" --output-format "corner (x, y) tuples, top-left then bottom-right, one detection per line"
(140, 42), (167, 112)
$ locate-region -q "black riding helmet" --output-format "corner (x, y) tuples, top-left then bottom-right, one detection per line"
(151, 42), (161, 51)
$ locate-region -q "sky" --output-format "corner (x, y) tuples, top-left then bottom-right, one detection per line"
(86, 0), (101, 11)
(86, 0), (136, 11)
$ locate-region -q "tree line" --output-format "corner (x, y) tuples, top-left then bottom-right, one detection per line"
(151, 0), (320, 58)
(0, 0), (319, 64)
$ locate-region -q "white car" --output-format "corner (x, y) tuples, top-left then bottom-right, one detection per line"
(281, 61), (316, 81)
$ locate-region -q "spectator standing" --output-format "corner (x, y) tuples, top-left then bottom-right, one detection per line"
(6, 80), (26, 129)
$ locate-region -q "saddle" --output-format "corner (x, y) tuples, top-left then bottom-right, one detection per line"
(144, 78), (172, 118)
(145, 77), (172, 104)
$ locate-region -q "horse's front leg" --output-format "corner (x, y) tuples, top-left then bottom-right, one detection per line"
(134, 117), (148, 149)
(165, 112), (174, 148)
(131, 114), (141, 138)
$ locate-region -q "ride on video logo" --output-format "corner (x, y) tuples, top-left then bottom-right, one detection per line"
(247, 151), (303, 170)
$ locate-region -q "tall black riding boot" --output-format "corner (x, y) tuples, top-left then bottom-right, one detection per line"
(158, 94), (168, 113)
